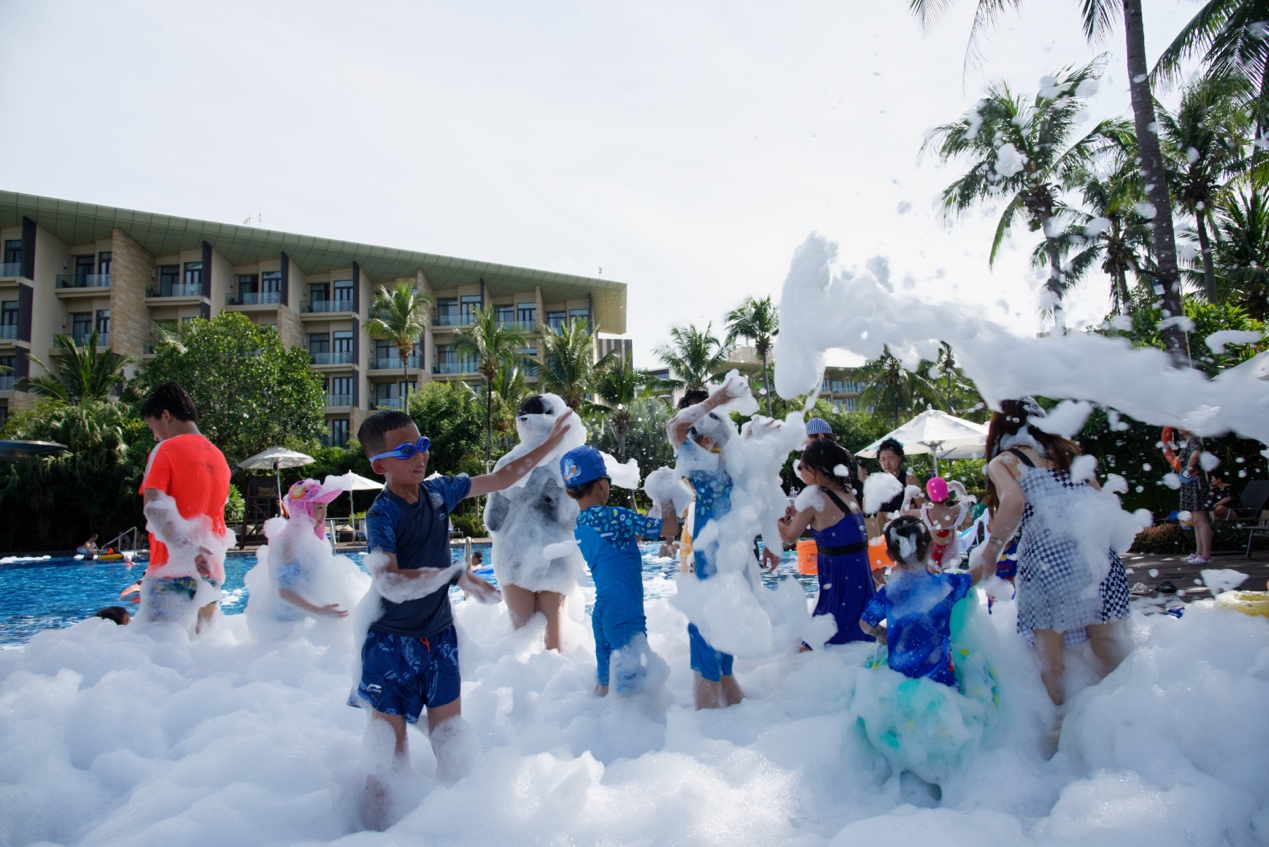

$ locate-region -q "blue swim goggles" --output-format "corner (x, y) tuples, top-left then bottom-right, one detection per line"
(370, 436), (431, 462)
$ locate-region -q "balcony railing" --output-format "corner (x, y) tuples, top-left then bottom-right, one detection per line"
(371, 353), (421, 370)
(56, 274), (111, 289)
(433, 314), (474, 327)
(498, 319), (538, 331)
(326, 394), (353, 407)
(0, 376), (13, 392)
(310, 350), (354, 365)
(372, 397), (407, 411)
(0, 325), (17, 340)
(147, 283), (203, 298)
(227, 291), (282, 306)
(434, 361), (475, 375)
(0, 262), (22, 278)
(304, 299), (355, 313)
(70, 332), (108, 348)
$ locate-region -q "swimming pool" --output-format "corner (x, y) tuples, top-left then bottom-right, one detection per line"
(0, 544), (814, 646)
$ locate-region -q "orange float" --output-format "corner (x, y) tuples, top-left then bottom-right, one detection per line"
(868, 536), (893, 572)
(1161, 426), (1181, 472)
(796, 539), (818, 574)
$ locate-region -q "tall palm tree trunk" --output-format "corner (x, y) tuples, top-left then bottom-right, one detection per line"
(1196, 213), (1219, 303)
(485, 375), (494, 468)
(1123, 0), (1188, 365)
(1043, 229), (1067, 335)
(760, 351), (772, 417)
(401, 344), (411, 409)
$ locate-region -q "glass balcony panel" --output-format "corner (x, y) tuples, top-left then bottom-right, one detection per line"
(0, 263), (22, 278)
(372, 353), (421, 370)
(0, 376), (13, 391)
(0, 325), (17, 340)
(147, 283), (202, 298)
(326, 394), (353, 407)
(310, 350), (354, 365)
(56, 274), (111, 289)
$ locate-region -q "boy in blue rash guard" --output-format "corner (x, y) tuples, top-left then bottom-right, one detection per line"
(860, 516), (994, 687)
(561, 446), (680, 696)
(666, 383), (780, 709)
(354, 409), (574, 831)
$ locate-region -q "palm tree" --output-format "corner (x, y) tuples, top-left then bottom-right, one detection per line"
(591, 357), (649, 462)
(365, 280), (432, 408)
(854, 348), (939, 429)
(654, 323), (732, 391)
(1211, 189), (1269, 320)
(923, 62), (1130, 334)
(909, 0), (1191, 364)
(1158, 75), (1252, 302)
(724, 295), (779, 416)
(453, 306), (530, 465)
(538, 317), (608, 410)
(1037, 156), (1154, 316)
(16, 331), (133, 403)
(1153, 0), (1269, 151)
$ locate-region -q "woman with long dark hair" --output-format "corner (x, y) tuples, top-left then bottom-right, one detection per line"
(977, 398), (1129, 705)
(778, 439), (875, 646)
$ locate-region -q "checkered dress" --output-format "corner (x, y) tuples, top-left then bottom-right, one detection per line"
(1015, 467), (1130, 635)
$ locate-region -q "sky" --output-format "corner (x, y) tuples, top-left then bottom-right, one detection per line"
(0, 0), (1204, 369)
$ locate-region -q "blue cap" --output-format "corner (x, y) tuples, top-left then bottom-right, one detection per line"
(560, 446), (608, 488)
(806, 417), (832, 435)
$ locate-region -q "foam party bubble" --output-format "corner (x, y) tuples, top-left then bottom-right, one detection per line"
(643, 466), (693, 515)
(136, 490), (237, 631)
(602, 454), (641, 489)
(863, 472), (904, 515)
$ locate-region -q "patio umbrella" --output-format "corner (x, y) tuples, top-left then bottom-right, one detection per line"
(338, 471), (383, 521)
(856, 409), (988, 476)
(237, 446), (316, 497)
(0, 440), (67, 461)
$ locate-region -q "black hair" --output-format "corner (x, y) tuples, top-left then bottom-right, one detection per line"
(564, 478), (605, 500)
(518, 394), (549, 416)
(884, 515), (931, 566)
(677, 389), (709, 410)
(983, 398), (1081, 513)
(358, 410), (415, 457)
(140, 381), (198, 422)
(94, 606), (130, 625)
(801, 438), (860, 497)
(877, 437), (905, 462)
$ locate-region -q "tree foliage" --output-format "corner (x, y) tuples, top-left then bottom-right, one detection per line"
(453, 306), (530, 466)
(654, 323), (732, 390)
(539, 317), (608, 410)
(724, 295), (779, 416)
(139, 312), (325, 465)
(16, 331), (133, 404)
(0, 399), (151, 550)
(408, 379), (498, 479)
(365, 279), (432, 406)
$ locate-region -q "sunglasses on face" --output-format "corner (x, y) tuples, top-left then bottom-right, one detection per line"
(370, 436), (431, 462)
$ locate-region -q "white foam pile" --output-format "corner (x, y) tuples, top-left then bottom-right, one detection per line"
(1, 235), (1268, 845)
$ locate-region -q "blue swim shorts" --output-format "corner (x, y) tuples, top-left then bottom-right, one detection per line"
(687, 622), (734, 683)
(355, 625), (461, 722)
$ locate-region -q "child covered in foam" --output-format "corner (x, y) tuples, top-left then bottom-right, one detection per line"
(561, 446), (683, 696)
(852, 516), (999, 786)
(918, 477), (975, 572)
(244, 476), (369, 639)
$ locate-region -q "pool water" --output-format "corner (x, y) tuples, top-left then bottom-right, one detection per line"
(0, 545), (814, 646)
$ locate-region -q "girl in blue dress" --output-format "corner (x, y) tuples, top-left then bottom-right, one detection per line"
(779, 438), (875, 646)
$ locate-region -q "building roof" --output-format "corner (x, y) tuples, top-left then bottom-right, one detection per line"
(0, 191), (628, 333)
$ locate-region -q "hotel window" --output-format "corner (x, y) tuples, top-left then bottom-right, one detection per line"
(333, 331), (354, 360)
(310, 283), (329, 305)
(569, 308), (590, 327)
(308, 333), (330, 355)
(333, 279), (354, 308)
(71, 312), (92, 337)
(262, 271), (282, 294)
(517, 303), (536, 325)
(546, 311), (566, 331)
(183, 262), (202, 288)
(1, 301), (17, 327)
(329, 419), (349, 448)
(2, 240), (20, 265)
(97, 251), (112, 274)
(435, 299), (458, 325)
(330, 376), (353, 403)
(460, 294), (482, 323)
(74, 255), (94, 285)
(96, 309), (110, 335)
(495, 305), (515, 325)
(159, 265), (179, 291)
(238, 274), (259, 294)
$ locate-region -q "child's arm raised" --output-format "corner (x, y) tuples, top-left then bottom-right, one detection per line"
(467, 411), (576, 498)
(665, 375), (747, 448)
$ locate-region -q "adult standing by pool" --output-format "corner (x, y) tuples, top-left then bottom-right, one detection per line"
(977, 398), (1129, 706)
(1175, 428), (1213, 565)
(872, 437), (920, 523)
(137, 382), (232, 633)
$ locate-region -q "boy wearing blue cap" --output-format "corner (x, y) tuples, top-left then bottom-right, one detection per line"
(562, 446), (679, 696)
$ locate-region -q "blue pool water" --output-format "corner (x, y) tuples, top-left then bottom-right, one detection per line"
(0, 544), (813, 646)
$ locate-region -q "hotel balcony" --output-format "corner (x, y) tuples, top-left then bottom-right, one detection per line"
(0, 262), (23, 279)
(146, 283), (205, 300)
(0, 325), (17, 340)
(369, 352), (421, 372)
(226, 292), (282, 306)
(432, 314), (474, 328)
(433, 361), (476, 375)
(0, 375), (13, 392)
(55, 274), (111, 292)
(325, 394), (353, 408)
(310, 350), (355, 367)
(301, 300), (356, 317)
(371, 397), (407, 411)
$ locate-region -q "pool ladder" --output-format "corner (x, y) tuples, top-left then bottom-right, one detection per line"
(102, 527), (143, 553)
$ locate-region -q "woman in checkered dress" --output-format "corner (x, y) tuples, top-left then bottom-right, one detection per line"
(976, 398), (1130, 706)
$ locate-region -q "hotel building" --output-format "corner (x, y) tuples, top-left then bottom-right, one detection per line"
(0, 191), (627, 446)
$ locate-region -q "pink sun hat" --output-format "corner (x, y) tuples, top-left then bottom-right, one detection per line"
(286, 478), (346, 537)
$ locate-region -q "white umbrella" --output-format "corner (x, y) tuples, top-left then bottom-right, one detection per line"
(856, 409), (988, 476)
(339, 471), (383, 524)
(237, 446), (316, 497)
